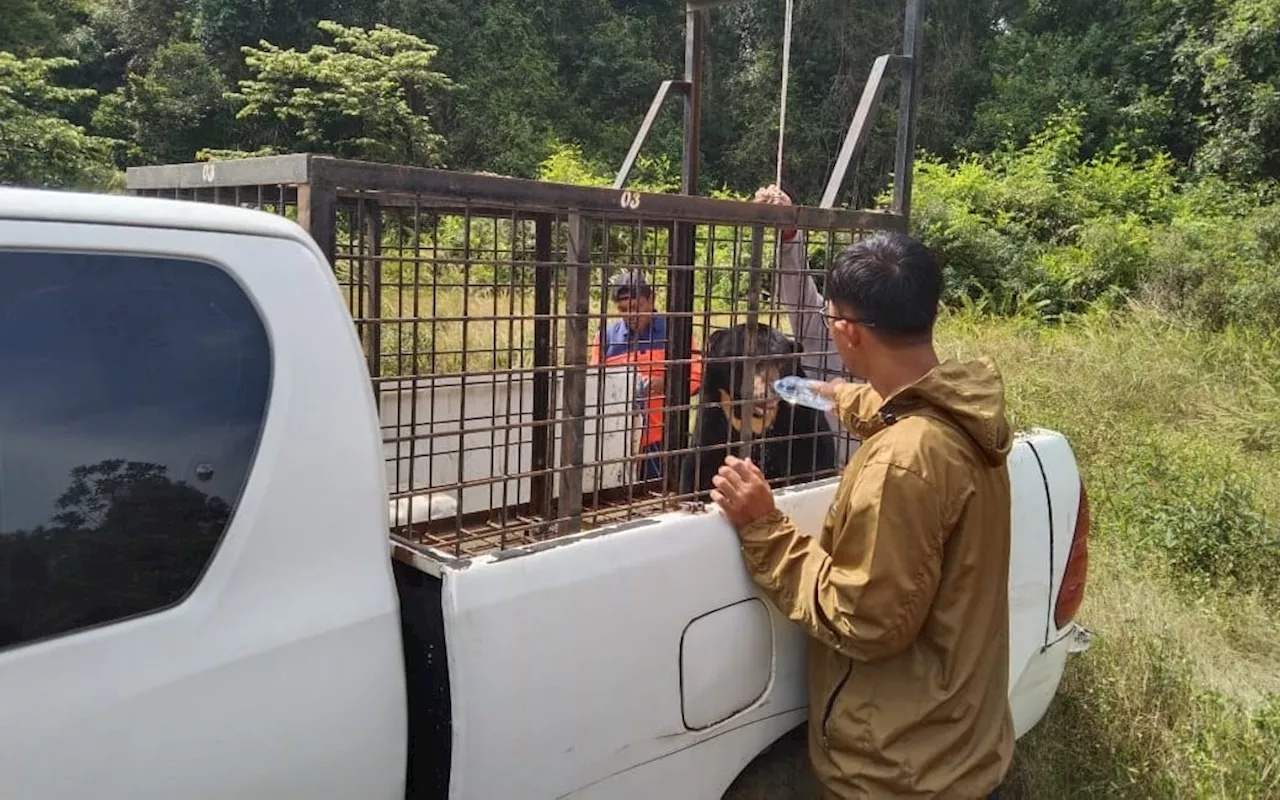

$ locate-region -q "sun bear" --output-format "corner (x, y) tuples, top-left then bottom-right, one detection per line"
(679, 322), (839, 498)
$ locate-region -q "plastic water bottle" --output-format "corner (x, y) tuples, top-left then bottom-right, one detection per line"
(773, 375), (835, 412)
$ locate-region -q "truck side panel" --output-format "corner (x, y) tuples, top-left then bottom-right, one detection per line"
(1006, 432), (1084, 735)
(1030, 432), (1087, 640)
(429, 434), (1073, 799)
(438, 484), (818, 800)
(1005, 436), (1055, 732)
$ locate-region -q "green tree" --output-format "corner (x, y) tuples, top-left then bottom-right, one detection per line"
(696, 0), (1010, 206)
(0, 51), (117, 188)
(439, 0), (567, 177)
(92, 0), (194, 68)
(94, 41), (233, 165)
(0, 0), (91, 56)
(1178, 0), (1280, 180)
(373, 0), (678, 179)
(967, 0), (1280, 181)
(194, 0), (344, 72)
(220, 20), (454, 165)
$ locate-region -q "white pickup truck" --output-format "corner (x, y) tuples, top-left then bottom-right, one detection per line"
(0, 187), (1091, 799)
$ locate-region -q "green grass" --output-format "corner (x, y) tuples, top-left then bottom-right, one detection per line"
(935, 304), (1280, 799)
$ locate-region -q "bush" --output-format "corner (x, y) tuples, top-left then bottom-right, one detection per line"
(907, 105), (1280, 329)
(1144, 208), (1280, 329)
(1110, 438), (1280, 598)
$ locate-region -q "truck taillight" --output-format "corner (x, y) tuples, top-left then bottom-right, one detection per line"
(1053, 480), (1090, 630)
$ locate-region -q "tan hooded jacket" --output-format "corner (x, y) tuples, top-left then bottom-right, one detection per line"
(738, 357), (1015, 799)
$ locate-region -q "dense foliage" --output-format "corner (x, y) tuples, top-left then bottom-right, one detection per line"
(0, 51), (118, 188)
(908, 106), (1280, 329)
(4, 0), (1278, 329)
(3, 0), (1280, 199)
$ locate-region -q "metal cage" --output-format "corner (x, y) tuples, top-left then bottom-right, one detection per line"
(127, 155), (906, 559)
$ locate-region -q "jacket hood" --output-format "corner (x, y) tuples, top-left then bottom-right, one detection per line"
(892, 357), (1013, 466)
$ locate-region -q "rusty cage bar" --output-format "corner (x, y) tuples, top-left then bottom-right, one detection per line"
(126, 155), (906, 559)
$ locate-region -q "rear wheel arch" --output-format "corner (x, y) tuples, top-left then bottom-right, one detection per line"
(721, 723), (820, 800)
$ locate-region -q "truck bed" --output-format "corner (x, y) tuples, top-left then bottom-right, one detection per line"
(389, 430), (1086, 799)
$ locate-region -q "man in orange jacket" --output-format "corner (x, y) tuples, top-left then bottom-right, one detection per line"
(590, 271), (702, 482)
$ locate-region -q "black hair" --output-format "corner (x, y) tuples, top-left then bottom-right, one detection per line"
(825, 231), (942, 341)
(610, 269), (653, 302)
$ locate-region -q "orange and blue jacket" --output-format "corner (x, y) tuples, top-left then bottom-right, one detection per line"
(589, 336), (703, 451)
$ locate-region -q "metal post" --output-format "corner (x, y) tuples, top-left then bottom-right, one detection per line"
(681, 7), (705, 199)
(892, 0), (926, 219)
(559, 213), (591, 535)
(613, 80), (691, 190)
(531, 215), (555, 520)
(664, 7), (707, 494)
(296, 181), (337, 266)
(820, 55), (906, 209)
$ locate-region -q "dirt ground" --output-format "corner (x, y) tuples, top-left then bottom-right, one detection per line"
(721, 725), (824, 799)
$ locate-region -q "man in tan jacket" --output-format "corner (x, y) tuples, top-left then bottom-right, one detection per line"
(711, 229), (1015, 799)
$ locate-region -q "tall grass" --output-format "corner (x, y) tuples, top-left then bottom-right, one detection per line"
(936, 304), (1280, 799)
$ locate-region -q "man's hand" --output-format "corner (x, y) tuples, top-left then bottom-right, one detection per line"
(754, 185), (798, 242)
(813, 377), (848, 402)
(753, 184), (793, 206)
(710, 456), (778, 529)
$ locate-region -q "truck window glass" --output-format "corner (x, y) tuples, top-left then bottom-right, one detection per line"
(0, 249), (271, 651)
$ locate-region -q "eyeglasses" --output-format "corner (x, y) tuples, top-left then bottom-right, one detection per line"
(821, 312), (876, 329)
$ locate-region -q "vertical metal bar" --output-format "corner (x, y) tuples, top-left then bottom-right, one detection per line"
(635, 219), (653, 504)
(593, 220), (613, 506)
(662, 8), (706, 495)
(389, 210), (405, 501)
(531, 215), (554, 521)
(664, 240), (695, 494)
(682, 8), (706, 198)
(426, 209), (447, 534)
(486, 215), (501, 532)
(488, 216), (501, 516)
(405, 202), (423, 533)
(689, 221), (717, 496)
(392, 209), (406, 375)
(737, 225), (764, 459)
(559, 213), (592, 535)
(354, 200), (366, 341)
(500, 211), (521, 548)
(892, 0), (926, 219)
(367, 201), (384, 380)
(454, 207), (473, 550)
(296, 182), (337, 267)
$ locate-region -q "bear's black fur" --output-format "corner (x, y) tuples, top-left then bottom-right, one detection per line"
(680, 323), (838, 498)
